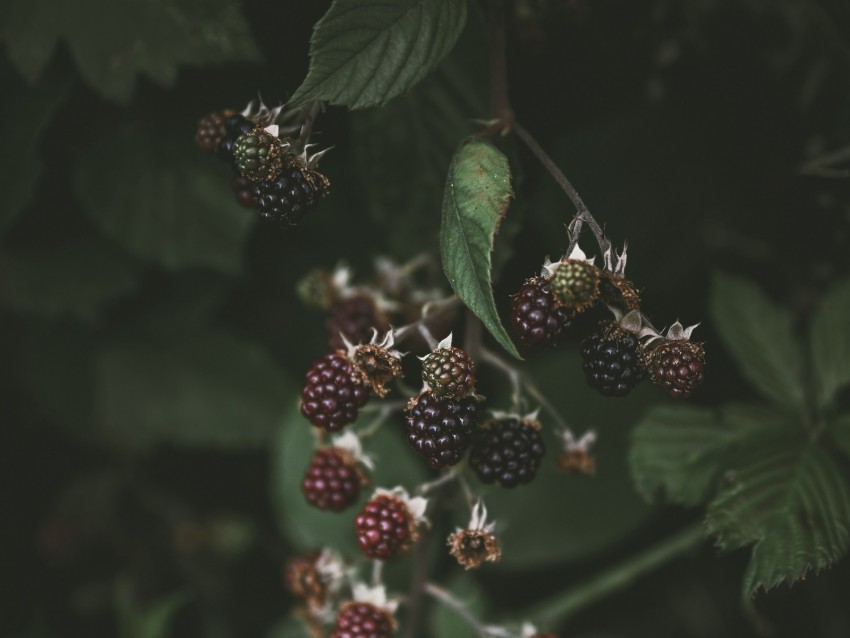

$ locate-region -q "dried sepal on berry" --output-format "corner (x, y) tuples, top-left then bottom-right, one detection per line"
(541, 244), (601, 314)
(284, 548), (347, 613)
(447, 500), (501, 570)
(298, 267), (345, 310)
(642, 320), (705, 398)
(419, 333), (476, 400)
(556, 428), (597, 476)
(345, 330), (404, 398)
(598, 242), (641, 311)
(328, 291), (391, 351)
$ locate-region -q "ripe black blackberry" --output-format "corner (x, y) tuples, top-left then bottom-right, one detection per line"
(405, 391), (480, 469)
(215, 114), (254, 166)
(301, 352), (369, 432)
(421, 346), (475, 399)
(195, 109), (235, 152)
(510, 277), (571, 347)
(645, 340), (705, 398)
(328, 294), (388, 351)
(231, 176), (256, 208)
(355, 493), (416, 559)
(331, 601), (395, 638)
(301, 448), (365, 511)
(469, 417), (546, 488)
(581, 322), (645, 397)
(251, 159), (328, 226)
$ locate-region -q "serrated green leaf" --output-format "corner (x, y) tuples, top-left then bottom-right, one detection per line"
(1, 0), (259, 102)
(0, 62), (70, 233)
(349, 11), (487, 253)
(272, 402), (428, 551)
(441, 139), (518, 358)
(811, 278), (850, 408)
(73, 124), (253, 275)
(828, 414), (850, 461)
(706, 434), (850, 597)
(290, 0), (467, 109)
(630, 403), (776, 507)
(710, 273), (806, 409)
(95, 331), (290, 449)
(0, 231), (139, 323)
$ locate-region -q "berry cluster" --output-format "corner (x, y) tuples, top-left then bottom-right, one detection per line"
(195, 102), (329, 227)
(511, 243), (705, 398)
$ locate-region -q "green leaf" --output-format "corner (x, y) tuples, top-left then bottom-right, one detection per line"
(272, 402), (428, 551)
(266, 618), (312, 638)
(349, 11), (487, 253)
(115, 582), (188, 638)
(95, 330), (290, 449)
(0, 230), (139, 323)
(706, 434), (850, 597)
(710, 272), (806, 409)
(630, 403), (781, 507)
(290, 0), (467, 109)
(73, 124), (254, 275)
(431, 574), (486, 638)
(1, 0), (260, 102)
(441, 139), (518, 358)
(810, 278), (850, 407)
(0, 62), (70, 233)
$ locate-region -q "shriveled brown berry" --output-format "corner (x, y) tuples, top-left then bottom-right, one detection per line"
(447, 529), (501, 569)
(284, 552), (327, 609)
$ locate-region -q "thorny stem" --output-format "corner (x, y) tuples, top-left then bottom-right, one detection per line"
(512, 123), (612, 259)
(424, 583), (515, 638)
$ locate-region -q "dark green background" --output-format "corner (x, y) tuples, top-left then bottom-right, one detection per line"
(2, 1), (850, 637)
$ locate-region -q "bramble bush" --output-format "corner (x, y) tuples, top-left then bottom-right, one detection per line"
(3, 1), (850, 637)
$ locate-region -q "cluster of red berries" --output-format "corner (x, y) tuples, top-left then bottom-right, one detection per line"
(510, 245), (705, 398)
(195, 104), (329, 227)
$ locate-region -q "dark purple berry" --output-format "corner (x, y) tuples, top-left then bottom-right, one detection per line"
(469, 418), (545, 488)
(301, 352), (369, 432)
(405, 391), (480, 469)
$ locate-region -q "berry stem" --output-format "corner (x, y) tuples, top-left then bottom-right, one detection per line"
(512, 123), (612, 259)
(527, 523), (704, 627)
(488, 0), (513, 123)
(355, 403), (399, 439)
(424, 583), (515, 638)
(480, 348), (522, 411)
(371, 559), (384, 587)
(393, 296), (461, 344)
(417, 466), (462, 496)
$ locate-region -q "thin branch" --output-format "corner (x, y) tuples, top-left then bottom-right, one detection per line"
(393, 296), (461, 343)
(488, 0), (513, 121)
(480, 348), (522, 411)
(528, 523), (705, 626)
(513, 123), (611, 258)
(417, 467), (462, 496)
(371, 560), (384, 587)
(424, 583), (515, 638)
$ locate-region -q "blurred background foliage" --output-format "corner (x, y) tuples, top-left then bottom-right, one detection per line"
(2, 0), (850, 636)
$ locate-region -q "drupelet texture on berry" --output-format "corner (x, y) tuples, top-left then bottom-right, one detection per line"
(549, 259), (600, 312)
(581, 322), (645, 397)
(405, 391), (480, 469)
(510, 277), (572, 347)
(421, 346), (475, 399)
(195, 109), (235, 153)
(331, 601), (395, 638)
(233, 128), (282, 182)
(355, 494), (416, 560)
(301, 448), (365, 511)
(469, 418), (546, 488)
(645, 340), (705, 398)
(301, 352), (369, 432)
(252, 160), (328, 227)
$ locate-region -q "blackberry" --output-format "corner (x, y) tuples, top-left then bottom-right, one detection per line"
(301, 448), (365, 511)
(469, 418), (545, 488)
(195, 109), (235, 152)
(644, 340), (705, 398)
(581, 322), (645, 397)
(331, 601), (395, 638)
(421, 347), (475, 399)
(232, 128), (283, 182)
(215, 114), (254, 166)
(301, 352), (369, 432)
(549, 259), (600, 312)
(510, 277), (571, 347)
(328, 294), (388, 351)
(231, 176), (256, 208)
(252, 160), (328, 227)
(405, 391), (480, 469)
(355, 494), (416, 559)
